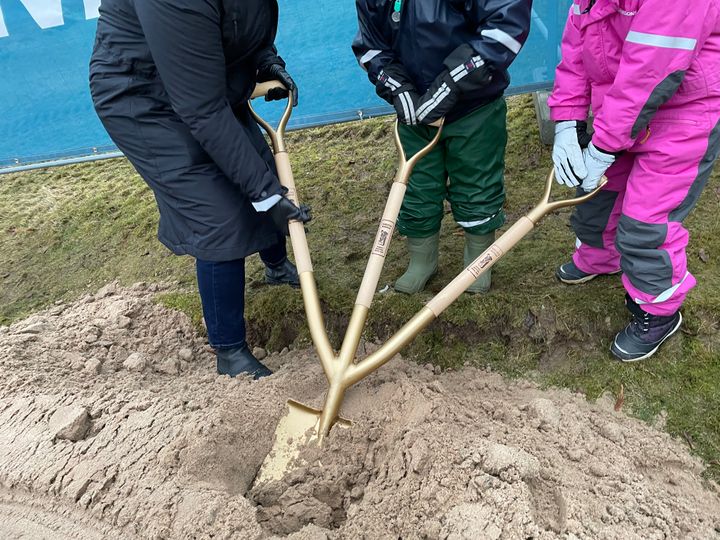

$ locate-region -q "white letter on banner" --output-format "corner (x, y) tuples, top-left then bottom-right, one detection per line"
(84, 0), (101, 19)
(19, 0), (65, 29)
(0, 7), (8, 39)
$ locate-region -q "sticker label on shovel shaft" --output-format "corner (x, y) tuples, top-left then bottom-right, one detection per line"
(285, 186), (299, 205)
(468, 245), (503, 278)
(372, 220), (395, 257)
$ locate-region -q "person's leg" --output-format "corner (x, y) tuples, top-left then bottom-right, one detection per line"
(395, 123), (447, 293)
(196, 258), (272, 378)
(259, 238), (300, 287)
(444, 98), (507, 293)
(611, 113), (720, 361)
(557, 154), (633, 283)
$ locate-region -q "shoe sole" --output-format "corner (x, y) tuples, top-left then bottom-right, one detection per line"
(557, 269), (621, 285)
(611, 312), (683, 363)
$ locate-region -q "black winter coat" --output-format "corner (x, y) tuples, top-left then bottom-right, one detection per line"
(90, 0), (285, 261)
(353, 0), (533, 123)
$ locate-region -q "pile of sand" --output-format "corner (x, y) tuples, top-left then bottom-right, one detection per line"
(0, 284), (718, 539)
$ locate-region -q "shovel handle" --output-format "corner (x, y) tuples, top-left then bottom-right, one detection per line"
(527, 169), (608, 223)
(249, 80), (293, 153)
(392, 118), (444, 184)
(251, 80), (287, 100)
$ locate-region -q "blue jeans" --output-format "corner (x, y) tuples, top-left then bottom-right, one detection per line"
(196, 241), (286, 349)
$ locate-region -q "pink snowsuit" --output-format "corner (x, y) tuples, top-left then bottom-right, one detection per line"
(548, 0), (720, 316)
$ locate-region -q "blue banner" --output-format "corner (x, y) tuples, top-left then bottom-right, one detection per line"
(0, 0), (569, 170)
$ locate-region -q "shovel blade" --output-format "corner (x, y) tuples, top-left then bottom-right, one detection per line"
(255, 400), (351, 485)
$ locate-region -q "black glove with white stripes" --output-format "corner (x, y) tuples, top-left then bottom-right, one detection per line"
(375, 62), (420, 126)
(415, 44), (493, 125)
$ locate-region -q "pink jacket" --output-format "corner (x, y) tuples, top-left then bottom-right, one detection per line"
(549, 0), (720, 153)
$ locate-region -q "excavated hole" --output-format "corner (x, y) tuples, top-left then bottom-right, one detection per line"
(247, 425), (371, 535)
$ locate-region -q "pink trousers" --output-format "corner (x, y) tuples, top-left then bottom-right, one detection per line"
(571, 112), (720, 316)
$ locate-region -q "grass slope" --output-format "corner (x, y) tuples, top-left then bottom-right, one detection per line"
(1, 95), (718, 479)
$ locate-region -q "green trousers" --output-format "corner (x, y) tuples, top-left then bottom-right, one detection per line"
(397, 97), (507, 238)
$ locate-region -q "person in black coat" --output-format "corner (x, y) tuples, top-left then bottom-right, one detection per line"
(89, 0), (310, 379)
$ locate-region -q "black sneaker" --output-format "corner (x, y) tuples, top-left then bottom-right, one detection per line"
(217, 345), (273, 379)
(265, 258), (300, 288)
(611, 295), (682, 362)
(556, 261), (620, 285)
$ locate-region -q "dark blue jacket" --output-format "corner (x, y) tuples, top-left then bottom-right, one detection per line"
(353, 0), (533, 122)
(90, 0), (286, 261)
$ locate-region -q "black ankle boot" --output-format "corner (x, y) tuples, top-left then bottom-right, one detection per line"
(265, 258), (300, 288)
(216, 345), (272, 379)
(611, 294), (682, 362)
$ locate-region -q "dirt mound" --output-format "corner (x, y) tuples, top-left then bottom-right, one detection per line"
(0, 284), (718, 539)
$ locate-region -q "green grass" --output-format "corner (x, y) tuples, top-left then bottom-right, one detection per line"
(1, 95), (718, 480)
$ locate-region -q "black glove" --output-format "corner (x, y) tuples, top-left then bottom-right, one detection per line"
(267, 196), (312, 236)
(375, 62), (421, 125)
(415, 44), (492, 125)
(257, 56), (299, 107)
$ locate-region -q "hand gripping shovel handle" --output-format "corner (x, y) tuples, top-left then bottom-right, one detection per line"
(251, 80), (288, 100)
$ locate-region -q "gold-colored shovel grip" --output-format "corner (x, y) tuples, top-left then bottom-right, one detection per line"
(249, 81), (293, 153)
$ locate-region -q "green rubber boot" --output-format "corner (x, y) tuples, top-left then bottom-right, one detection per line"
(394, 233), (439, 294)
(464, 231), (495, 293)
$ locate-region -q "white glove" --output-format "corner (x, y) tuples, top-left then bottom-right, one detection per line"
(552, 121), (588, 188)
(581, 142), (615, 192)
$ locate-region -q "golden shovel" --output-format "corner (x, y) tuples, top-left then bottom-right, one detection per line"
(249, 81), (605, 483)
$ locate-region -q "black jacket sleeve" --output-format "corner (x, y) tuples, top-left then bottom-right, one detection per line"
(134, 0), (282, 204)
(255, 46), (286, 71)
(464, 0), (533, 73)
(352, 0), (396, 84)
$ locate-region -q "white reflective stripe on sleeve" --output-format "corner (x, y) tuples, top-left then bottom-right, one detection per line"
(450, 57), (484, 82)
(457, 214), (496, 229)
(252, 194), (282, 212)
(572, 3), (581, 15)
(403, 92), (417, 124)
(452, 67), (469, 82)
(359, 49), (382, 65)
(398, 92), (412, 124)
(450, 63), (467, 78)
(416, 84), (451, 122)
(481, 28), (522, 54)
(383, 74), (401, 90)
(575, 237), (582, 250)
(635, 271), (691, 305)
(625, 31), (697, 51)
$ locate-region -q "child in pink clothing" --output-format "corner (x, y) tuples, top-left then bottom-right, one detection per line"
(548, 0), (720, 361)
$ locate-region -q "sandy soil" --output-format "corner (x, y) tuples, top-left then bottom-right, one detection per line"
(0, 283), (718, 539)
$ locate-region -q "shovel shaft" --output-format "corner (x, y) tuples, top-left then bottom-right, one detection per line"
(345, 216), (537, 385)
(299, 272), (336, 378)
(344, 307), (437, 386)
(317, 382), (347, 440)
(274, 151), (313, 274)
(427, 216), (535, 315)
(355, 181), (407, 309)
